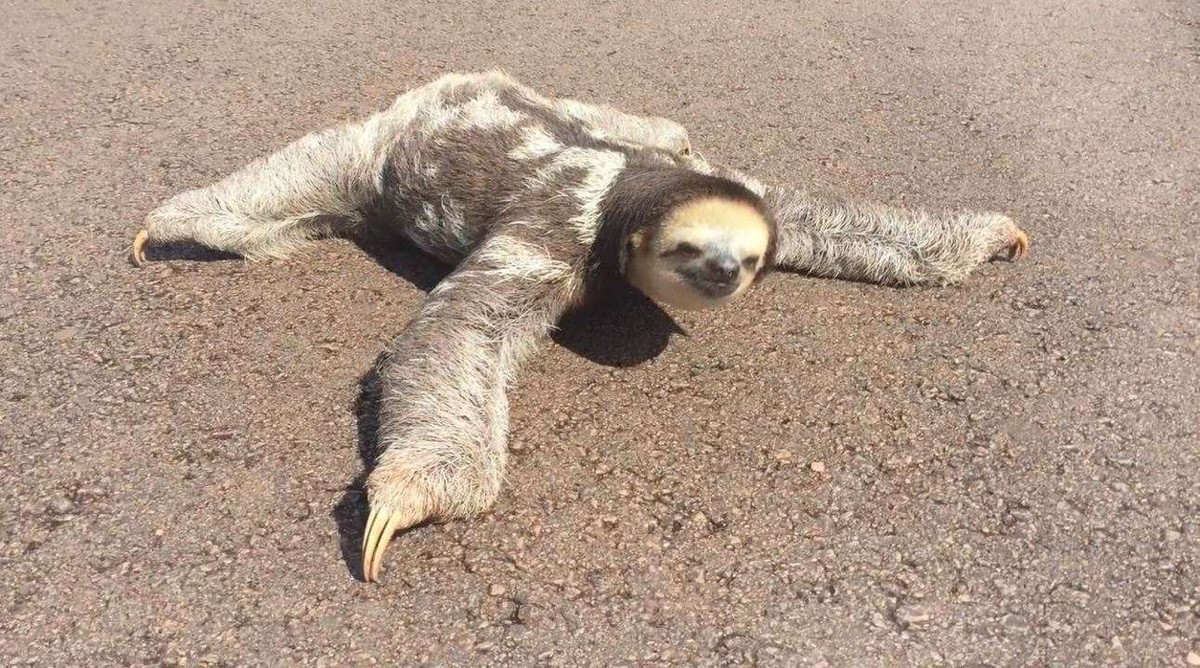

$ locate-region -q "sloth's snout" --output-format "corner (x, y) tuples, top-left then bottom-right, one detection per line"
(680, 255), (741, 298)
(700, 256), (740, 285)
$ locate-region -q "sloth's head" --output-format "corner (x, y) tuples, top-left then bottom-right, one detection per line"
(625, 197), (771, 310)
(604, 168), (776, 311)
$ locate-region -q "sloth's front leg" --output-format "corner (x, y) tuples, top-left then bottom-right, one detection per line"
(696, 160), (1030, 286)
(362, 231), (583, 581)
(762, 185), (1029, 286)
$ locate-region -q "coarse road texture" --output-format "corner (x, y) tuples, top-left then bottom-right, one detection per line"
(2, 1), (1197, 666)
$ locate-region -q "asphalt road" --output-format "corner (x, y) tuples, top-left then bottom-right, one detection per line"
(2, 0), (1197, 665)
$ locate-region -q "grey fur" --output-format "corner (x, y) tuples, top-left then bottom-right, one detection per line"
(763, 188), (1023, 285)
(134, 71), (1027, 578)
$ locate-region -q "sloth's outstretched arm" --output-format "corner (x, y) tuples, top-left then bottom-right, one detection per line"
(362, 230), (583, 581)
(763, 186), (1028, 286)
(709, 167), (1029, 286)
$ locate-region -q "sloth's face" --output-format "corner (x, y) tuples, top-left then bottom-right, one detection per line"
(625, 198), (771, 310)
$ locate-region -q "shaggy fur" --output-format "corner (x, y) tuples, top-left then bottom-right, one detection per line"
(131, 71), (1028, 581)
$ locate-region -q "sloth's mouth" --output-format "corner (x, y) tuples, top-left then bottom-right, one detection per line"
(681, 273), (739, 299)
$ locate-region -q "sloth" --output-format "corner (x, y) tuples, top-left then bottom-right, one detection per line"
(130, 71), (1029, 581)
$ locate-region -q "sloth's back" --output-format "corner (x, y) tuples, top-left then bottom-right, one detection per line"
(371, 74), (672, 264)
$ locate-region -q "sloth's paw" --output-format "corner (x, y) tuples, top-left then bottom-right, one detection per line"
(649, 117), (691, 156)
(361, 470), (436, 582)
(130, 229), (150, 267)
(989, 216), (1030, 262)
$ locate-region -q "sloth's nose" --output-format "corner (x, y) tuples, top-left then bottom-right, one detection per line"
(702, 256), (740, 284)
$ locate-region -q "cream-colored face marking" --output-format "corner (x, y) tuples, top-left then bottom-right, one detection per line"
(626, 197), (770, 310)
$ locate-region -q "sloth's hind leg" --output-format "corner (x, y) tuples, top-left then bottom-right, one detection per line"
(131, 123), (387, 265)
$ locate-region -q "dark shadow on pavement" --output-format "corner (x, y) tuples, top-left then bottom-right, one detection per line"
(137, 242), (243, 264)
(350, 234), (454, 292)
(552, 283), (685, 367)
(331, 361), (383, 582)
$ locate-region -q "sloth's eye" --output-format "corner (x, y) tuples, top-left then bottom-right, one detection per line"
(663, 242), (702, 259)
(742, 255), (760, 269)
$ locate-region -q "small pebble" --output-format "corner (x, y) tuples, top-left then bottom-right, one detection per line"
(488, 583), (507, 597)
(809, 461), (826, 473)
(47, 495), (73, 514)
(894, 604), (931, 625)
(75, 486), (108, 501)
(1186, 651), (1200, 666)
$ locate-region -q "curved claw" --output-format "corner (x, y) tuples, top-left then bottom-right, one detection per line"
(1007, 228), (1030, 261)
(361, 503), (422, 582)
(130, 229), (150, 267)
